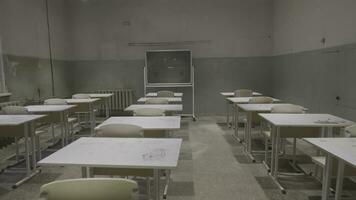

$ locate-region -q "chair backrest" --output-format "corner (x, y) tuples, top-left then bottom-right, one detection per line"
(72, 94), (91, 99)
(271, 104), (318, 138)
(2, 106), (29, 115)
(271, 104), (304, 114)
(345, 125), (356, 137)
(96, 124), (143, 138)
(249, 96), (274, 104)
(132, 108), (167, 138)
(145, 98), (169, 104)
(234, 89), (253, 97)
(44, 98), (68, 105)
(134, 108), (165, 116)
(39, 178), (138, 200)
(157, 91), (174, 97)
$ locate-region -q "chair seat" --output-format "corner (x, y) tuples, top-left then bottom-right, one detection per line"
(68, 117), (77, 123)
(39, 178), (138, 200)
(263, 130), (271, 138)
(239, 116), (247, 123)
(75, 109), (98, 114)
(35, 130), (46, 136)
(311, 156), (325, 167)
(236, 115), (247, 123)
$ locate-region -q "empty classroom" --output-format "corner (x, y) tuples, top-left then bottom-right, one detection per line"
(0, 0), (356, 200)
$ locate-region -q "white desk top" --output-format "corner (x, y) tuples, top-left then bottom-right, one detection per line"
(227, 97), (280, 104)
(146, 92), (183, 97)
(137, 97), (182, 103)
(26, 105), (76, 113)
(259, 114), (354, 127)
(0, 115), (46, 126)
(220, 92), (262, 97)
(88, 93), (114, 98)
(65, 98), (100, 104)
(304, 138), (356, 168)
(125, 104), (183, 112)
(38, 137), (182, 169)
(96, 116), (181, 130)
(238, 104), (306, 112)
(0, 93), (11, 97)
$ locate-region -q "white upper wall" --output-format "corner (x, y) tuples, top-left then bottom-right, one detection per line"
(48, 0), (73, 60)
(0, 0), (49, 58)
(273, 0), (356, 55)
(2, 0), (356, 59)
(0, 0), (72, 60)
(68, 0), (273, 60)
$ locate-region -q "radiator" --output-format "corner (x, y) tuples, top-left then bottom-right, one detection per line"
(96, 89), (135, 111)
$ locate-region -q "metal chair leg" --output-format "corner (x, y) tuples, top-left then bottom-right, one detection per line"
(35, 135), (41, 160)
(146, 177), (151, 198)
(50, 124), (55, 145)
(292, 138), (297, 165)
(15, 137), (20, 162)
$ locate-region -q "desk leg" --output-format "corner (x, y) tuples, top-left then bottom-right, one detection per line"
(340, 127), (346, 137)
(30, 122), (37, 169)
(64, 111), (70, 144)
(271, 126), (285, 193)
(90, 103), (95, 136)
(327, 127), (333, 137)
(60, 112), (65, 147)
(335, 160), (345, 200)
(24, 123), (31, 176)
(232, 104), (235, 129)
(81, 167), (87, 178)
(154, 169), (160, 200)
(13, 122), (40, 188)
(247, 112), (252, 153)
(234, 105), (239, 141)
(270, 126), (276, 175)
(235, 105), (239, 132)
(245, 111), (257, 162)
(226, 101), (230, 127)
(322, 154), (333, 200)
(105, 98), (110, 118)
(273, 127), (280, 178)
(51, 124), (56, 145)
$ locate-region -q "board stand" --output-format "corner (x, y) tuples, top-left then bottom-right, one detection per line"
(143, 66), (196, 121)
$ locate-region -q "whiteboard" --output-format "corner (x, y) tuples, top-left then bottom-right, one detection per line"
(145, 50), (192, 84)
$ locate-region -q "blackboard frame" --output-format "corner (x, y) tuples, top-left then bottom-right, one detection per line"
(145, 49), (192, 85)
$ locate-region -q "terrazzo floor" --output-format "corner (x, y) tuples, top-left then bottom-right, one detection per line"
(0, 116), (355, 200)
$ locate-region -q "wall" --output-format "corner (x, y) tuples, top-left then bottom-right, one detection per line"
(4, 0), (356, 117)
(48, 0), (75, 98)
(66, 0), (274, 115)
(194, 57), (273, 114)
(0, 0), (73, 101)
(272, 0), (356, 120)
(273, 0), (356, 55)
(68, 0), (273, 60)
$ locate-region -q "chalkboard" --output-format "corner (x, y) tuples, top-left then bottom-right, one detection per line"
(146, 50), (192, 84)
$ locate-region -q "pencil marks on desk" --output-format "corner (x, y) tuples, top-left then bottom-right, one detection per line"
(142, 148), (167, 161)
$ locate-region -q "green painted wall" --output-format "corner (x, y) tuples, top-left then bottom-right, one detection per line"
(68, 57), (273, 115)
(3, 54), (73, 102)
(272, 43), (356, 121)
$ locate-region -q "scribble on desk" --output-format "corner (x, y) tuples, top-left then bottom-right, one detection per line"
(142, 148), (166, 161)
(314, 120), (343, 124)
